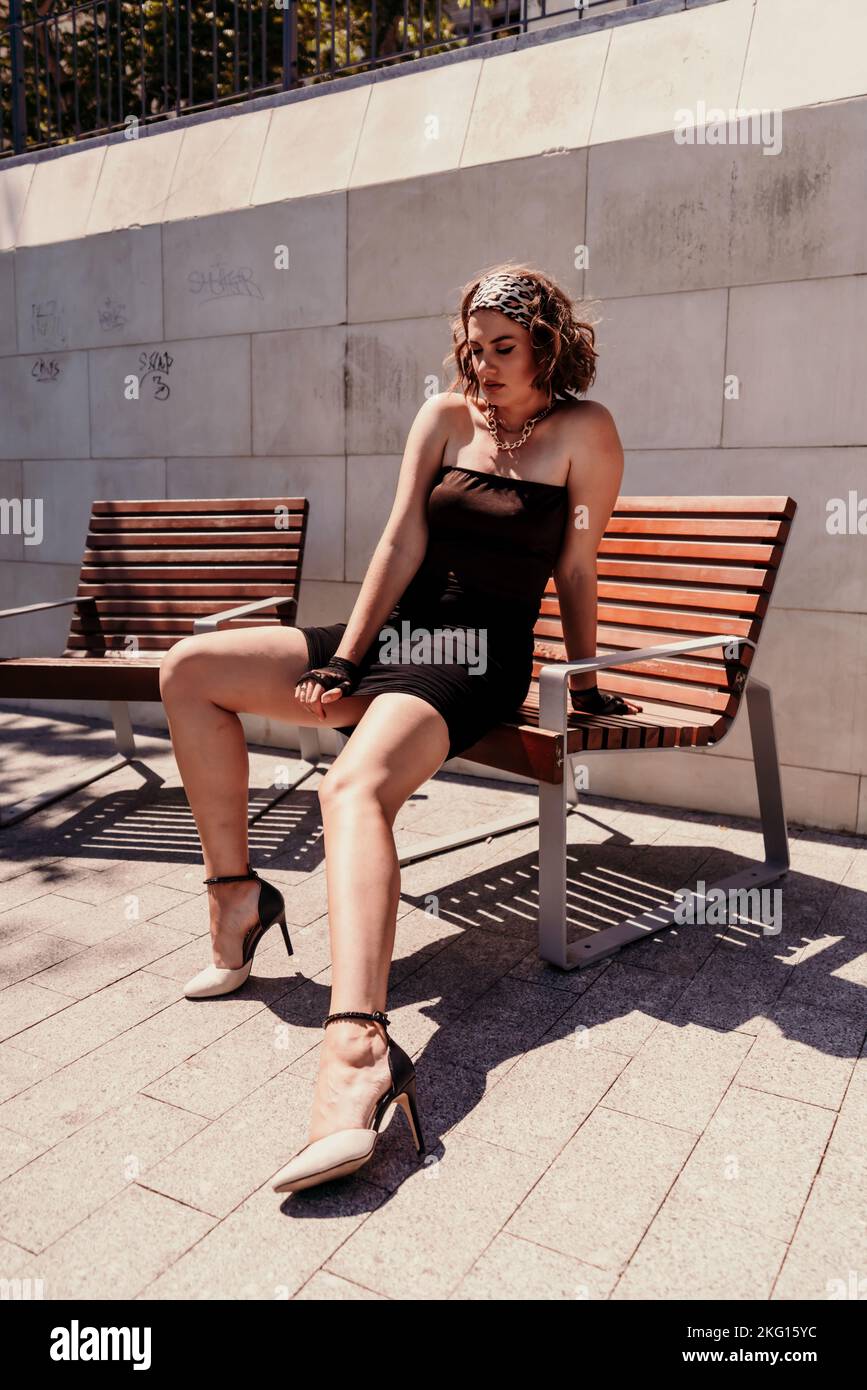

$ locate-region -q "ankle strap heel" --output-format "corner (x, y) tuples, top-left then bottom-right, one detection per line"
(272, 1006), (426, 1193)
(203, 862), (260, 886)
(184, 862), (291, 1000)
(323, 1009), (390, 1032)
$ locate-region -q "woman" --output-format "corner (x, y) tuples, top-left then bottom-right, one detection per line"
(158, 263), (640, 1196)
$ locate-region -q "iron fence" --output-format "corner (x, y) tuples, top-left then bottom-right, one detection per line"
(0, 0), (650, 158)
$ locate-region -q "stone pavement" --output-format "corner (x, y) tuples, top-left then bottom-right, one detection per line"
(0, 708), (864, 1301)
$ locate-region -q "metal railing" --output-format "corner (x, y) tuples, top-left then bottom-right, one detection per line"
(0, 0), (649, 159)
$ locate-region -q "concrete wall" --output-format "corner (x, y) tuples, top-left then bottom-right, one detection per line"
(1, 0), (866, 833)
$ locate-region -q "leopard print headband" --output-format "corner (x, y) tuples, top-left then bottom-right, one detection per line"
(468, 272), (536, 331)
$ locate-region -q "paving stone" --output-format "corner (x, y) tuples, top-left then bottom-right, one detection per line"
(31, 921), (207, 1000)
(379, 925), (536, 1032)
(0, 997), (257, 1146)
(818, 883), (867, 938)
(0, 1043), (56, 1104)
(11, 970), (180, 1064)
(139, 1177), (382, 1299)
(44, 884), (197, 946)
(0, 1124), (45, 1182)
(612, 1204), (787, 1300)
(325, 1132), (541, 1299)
(662, 1084), (834, 1244)
(51, 858), (192, 906)
(600, 1021), (754, 1134)
(734, 999), (862, 1109)
(0, 932), (87, 989)
(451, 1230), (619, 1300)
(294, 1271), (386, 1299)
(0, 1095), (206, 1252)
(416, 976), (575, 1085)
(772, 1146), (867, 1301)
(506, 1106), (694, 1270)
(32, 1183), (215, 1300)
(0, 1236), (36, 1277)
(507, 946), (612, 994)
(141, 1002), (315, 1119)
(0, 893), (98, 949)
(778, 932), (867, 1018)
(140, 1069), (314, 1217)
(454, 1027), (628, 1161)
(823, 1035), (867, 1157)
(665, 940), (806, 1035)
(553, 961), (690, 1057)
(0, 870), (65, 914)
(0, 981), (75, 1042)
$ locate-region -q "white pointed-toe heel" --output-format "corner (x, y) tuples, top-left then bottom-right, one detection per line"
(271, 1009), (426, 1194)
(184, 862), (293, 1000)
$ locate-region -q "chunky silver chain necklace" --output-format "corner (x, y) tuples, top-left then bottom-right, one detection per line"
(484, 399), (555, 453)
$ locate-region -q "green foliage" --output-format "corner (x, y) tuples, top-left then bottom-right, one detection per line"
(0, 0), (502, 152)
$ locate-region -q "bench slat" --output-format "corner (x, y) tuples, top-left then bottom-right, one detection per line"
(598, 537), (783, 563)
(612, 496), (795, 516)
(597, 559), (774, 588)
(86, 529), (304, 546)
(91, 498), (308, 513)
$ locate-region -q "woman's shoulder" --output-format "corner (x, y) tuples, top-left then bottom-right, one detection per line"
(555, 397), (615, 427)
(556, 398), (620, 446)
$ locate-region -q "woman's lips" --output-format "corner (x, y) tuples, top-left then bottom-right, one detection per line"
(484, 383), (504, 391)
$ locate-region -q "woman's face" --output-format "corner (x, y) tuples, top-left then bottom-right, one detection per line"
(467, 308), (536, 404)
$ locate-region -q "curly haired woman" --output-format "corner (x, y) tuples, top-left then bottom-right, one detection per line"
(158, 263), (640, 1194)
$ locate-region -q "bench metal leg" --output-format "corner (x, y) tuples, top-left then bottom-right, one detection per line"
(538, 677), (791, 970)
(0, 701), (139, 829)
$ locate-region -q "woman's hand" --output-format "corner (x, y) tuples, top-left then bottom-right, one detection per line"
(568, 681), (643, 717)
(294, 658), (360, 722)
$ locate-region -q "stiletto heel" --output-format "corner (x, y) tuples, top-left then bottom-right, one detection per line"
(393, 1074), (425, 1155)
(183, 862), (293, 999)
(271, 1009), (426, 1194)
(278, 916), (293, 959)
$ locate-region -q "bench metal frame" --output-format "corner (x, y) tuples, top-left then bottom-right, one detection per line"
(337, 634), (789, 970)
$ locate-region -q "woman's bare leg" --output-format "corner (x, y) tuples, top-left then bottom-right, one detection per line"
(158, 628), (452, 1148)
(307, 692), (449, 1144)
(157, 626), (380, 966)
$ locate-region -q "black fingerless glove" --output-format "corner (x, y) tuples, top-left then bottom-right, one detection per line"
(569, 682), (630, 716)
(296, 656), (360, 697)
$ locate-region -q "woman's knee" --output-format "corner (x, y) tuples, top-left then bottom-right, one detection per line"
(159, 634), (209, 697)
(318, 765), (398, 821)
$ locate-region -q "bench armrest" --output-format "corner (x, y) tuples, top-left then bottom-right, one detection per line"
(0, 596), (95, 622)
(193, 595), (298, 634)
(537, 635), (757, 733)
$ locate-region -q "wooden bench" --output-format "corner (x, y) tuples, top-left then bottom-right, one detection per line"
(340, 494), (797, 971)
(0, 496), (321, 827)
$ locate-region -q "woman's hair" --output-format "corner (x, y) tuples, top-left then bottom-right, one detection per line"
(444, 261), (600, 404)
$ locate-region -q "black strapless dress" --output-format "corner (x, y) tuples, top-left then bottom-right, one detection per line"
(298, 463), (569, 759)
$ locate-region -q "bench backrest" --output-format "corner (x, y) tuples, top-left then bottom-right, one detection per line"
(533, 494), (797, 737)
(65, 497), (309, 656)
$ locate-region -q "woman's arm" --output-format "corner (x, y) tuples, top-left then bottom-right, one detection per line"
(552, 402), (642, 712)
(329, 394), (450, 665)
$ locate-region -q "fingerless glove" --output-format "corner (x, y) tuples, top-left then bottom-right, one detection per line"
(569, 682), (630, 716)
(296, 656), (360, 697)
